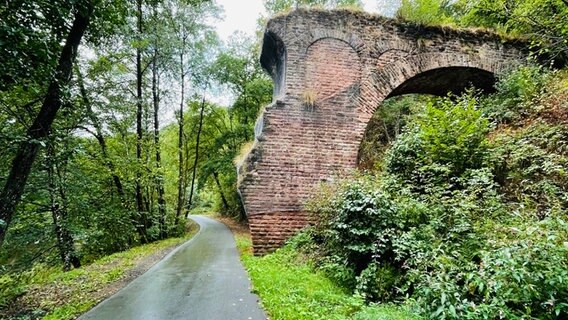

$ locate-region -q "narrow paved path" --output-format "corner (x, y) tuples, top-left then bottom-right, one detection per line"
(80, 216), (267, 320)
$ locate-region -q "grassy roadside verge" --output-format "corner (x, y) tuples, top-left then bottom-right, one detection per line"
(1, 220), (199, 320)
(217, 216), (419, 320)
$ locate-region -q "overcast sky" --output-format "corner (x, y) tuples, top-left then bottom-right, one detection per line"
(214, 0), (400, 42)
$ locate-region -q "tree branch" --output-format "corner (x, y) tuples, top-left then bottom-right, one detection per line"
(0, 0), (93, 248)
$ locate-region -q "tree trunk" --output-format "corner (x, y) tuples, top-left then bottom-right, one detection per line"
(175, 47), (186, 227)
(135, 0), (148, 243)
(213, 171), (229, 211)
(47, 144), (80, 271)
(0, 1), (93, 248)
(152, 50), (167, 239)
(185, 97), (206, 218)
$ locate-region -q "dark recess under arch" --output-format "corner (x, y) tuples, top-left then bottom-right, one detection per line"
(387, 67), (497, 98)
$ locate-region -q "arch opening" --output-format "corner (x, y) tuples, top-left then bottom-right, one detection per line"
(358, 94), (433, 170)
(359, 66), (497, 170)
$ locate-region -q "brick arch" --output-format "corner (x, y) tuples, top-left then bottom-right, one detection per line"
(359, 52), (516, 120)
(307, 29), (366, 56)
(241, 9), (526, 255)
(304, 37), (362, 106)
(354, 53), (511, 167)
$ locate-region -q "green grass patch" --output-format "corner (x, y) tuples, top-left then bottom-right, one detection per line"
(1, 221), (199, 320)
(44, 300), (96, 320)
(237, 235), (419, 320)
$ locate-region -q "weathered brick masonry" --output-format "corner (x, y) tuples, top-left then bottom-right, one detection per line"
(239, 9), (526, 255)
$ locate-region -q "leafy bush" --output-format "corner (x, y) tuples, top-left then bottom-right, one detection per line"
(396, 0), (453, 25)
(78, 206), (137, 262)
(411, 217), (568, 319)
(0, 274), (27, 308)
(480, 66), (550, 124)
(355, 262), (402, 302)
(489, 123), (568, 217)
(453, 0), (568, 64)
(385, 93), (490, 189)
(321, 183), (398, 271)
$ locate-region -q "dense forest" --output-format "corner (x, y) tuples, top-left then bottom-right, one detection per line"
(0, 0), (274, 272)
(1, 0), (567, 319)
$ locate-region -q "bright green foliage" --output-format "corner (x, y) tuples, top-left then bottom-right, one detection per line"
(184, 36), (272, 219)
(210, 38), (272, 141)
(412, 217), (568, 319)
(354, 304), (421, 320)
(385, 94), (490, 188)
(0, 0), (74, 90)
(161, 83), (270, 220)
(0, 0), (222, 294)
(453, 0), (568, 63)
(0, 275), (26, 309)
(396, 0), (568, 64)
(396, 0), (453, 25)
(490, 123), (568, 216)
(0, 0), (128, 91)
(416, 96), (489, 172)
(239, 234), (420, 320)
(480, 66), (550, 123)
(322, 184), (398, 273)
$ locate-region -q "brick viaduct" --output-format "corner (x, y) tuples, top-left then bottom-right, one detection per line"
(238, 9), (526, 255)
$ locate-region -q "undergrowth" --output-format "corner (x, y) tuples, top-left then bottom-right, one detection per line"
(238, 234), (420, 320)
(303, 65), (568, 319)
(0, 220), (199, 320)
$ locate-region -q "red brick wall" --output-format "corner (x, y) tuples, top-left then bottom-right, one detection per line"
(305, 38), (362, 102)
(249, 212), (310, 254)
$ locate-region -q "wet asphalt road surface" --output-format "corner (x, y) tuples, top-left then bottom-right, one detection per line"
(79, 215), (267, 320)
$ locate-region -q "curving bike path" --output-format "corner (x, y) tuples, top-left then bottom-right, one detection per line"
(80, 215), (267, 320)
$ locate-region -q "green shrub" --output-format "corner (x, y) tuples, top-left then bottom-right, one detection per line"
(396, 0), (453, 25)
(480, 66), (550, 124)
(323, 184), (396, 271)
(0, 274), (27, 308)
(385, 93), (490, 189)
(411, 217), (568, 319)
(318, 254), (357, 290)
(356, 263), (402, 302)
(489, 123), (568, 217)
(354, 303), (421, 320)
(79, 206), (137, 262)
(308, 177), (430, 300)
